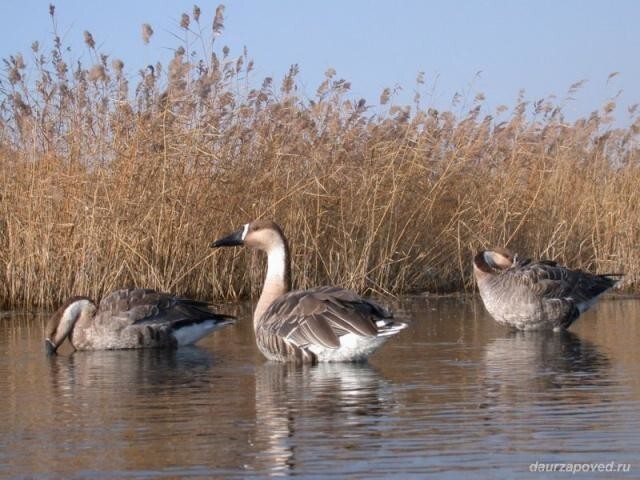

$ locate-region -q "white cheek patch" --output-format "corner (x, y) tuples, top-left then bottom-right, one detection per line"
(241, 223), (249, 240)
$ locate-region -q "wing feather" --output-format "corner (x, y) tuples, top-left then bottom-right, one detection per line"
(96, 288), (234, 329)
(261, 286), (391, 351)
(507, 261), (617, 303)
(285, 316), (340, 349)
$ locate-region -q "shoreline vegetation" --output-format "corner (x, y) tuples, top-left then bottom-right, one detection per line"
(1, 5), (638, 309)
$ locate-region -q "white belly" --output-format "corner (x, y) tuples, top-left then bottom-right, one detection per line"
(172, 321), (228, 346)
(308, 333), (388, 362)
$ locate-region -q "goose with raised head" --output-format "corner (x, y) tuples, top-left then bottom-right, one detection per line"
(473, 248), (621, 331)
(44, 288), (235, 354)
(210, 220), (408, 363)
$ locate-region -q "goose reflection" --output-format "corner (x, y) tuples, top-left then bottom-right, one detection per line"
(249, 362), (393, 476)
(48, 346), (216, 397)
(482, 330), (611, 405)
(42, 347), (219, 475)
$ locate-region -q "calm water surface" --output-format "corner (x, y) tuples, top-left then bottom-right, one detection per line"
(1, 297), (638, 478)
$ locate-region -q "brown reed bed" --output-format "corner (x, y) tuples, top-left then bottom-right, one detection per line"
(0, 5), (638, 309)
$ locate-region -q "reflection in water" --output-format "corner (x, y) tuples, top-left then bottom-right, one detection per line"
(251, 362), (392, 476)
(483, 330), (611, 395)
(478, 329), (620, 459)
(1, 299), (640, 478)
(49, 346), (216, 394)
(39, 347), (220, 477)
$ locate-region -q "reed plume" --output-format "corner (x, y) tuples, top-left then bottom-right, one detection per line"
(0, 5), (637, 309)
(142, 23), (154, 45)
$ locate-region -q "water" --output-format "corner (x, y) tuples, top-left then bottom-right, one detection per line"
(1, 297), (638, 478)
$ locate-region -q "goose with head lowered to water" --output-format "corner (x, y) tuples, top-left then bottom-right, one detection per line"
(45, 288), (235, 354)
(473, 248), (622, 331)
(210, 220), (408, 363)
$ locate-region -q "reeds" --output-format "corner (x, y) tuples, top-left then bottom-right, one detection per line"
(0, 5), (638, 309)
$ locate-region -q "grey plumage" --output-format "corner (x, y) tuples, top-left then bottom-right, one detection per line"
(45, 288), (235, 353)
(255, 286), (397, 363)
(473, 248), (621, 330)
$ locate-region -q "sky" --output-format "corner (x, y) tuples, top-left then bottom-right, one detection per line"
(1, 1), (639, 123)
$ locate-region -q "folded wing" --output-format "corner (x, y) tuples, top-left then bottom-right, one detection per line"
(261, 286), (392, 350)
(511, 261), (618, 307)
(98, 288), (234, 331)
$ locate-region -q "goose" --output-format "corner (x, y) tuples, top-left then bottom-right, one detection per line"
(210, 220), (407, 363)
(473, 248), (621, 331)
(44, 288), (235, 354)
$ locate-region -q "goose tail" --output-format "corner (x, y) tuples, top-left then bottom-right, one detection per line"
(376, 320), (408, 337)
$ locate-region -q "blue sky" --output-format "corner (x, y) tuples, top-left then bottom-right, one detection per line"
(2, 1), (639, 122)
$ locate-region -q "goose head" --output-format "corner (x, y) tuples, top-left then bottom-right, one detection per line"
(211, 220), (292, 296)
(473, 248), (515, 277)
(45, 297), (96, 355)
(210, 220), (287, 253)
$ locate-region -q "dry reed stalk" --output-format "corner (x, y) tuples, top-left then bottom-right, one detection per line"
(0, 5), (637, 309)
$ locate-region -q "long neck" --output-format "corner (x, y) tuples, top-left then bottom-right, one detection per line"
(254, 236), (291, 328)
(473, 251), (493, 283)
(50, 298), (94, 349)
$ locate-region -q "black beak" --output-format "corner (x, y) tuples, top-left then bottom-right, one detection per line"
(210, 228), (244, 248)
(45, 339), (57, 356)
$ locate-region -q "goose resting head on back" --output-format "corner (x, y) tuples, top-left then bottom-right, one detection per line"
(210, 220), (408, 363)
(45, 288), (235, 354)
(473, 248), (621, 331)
